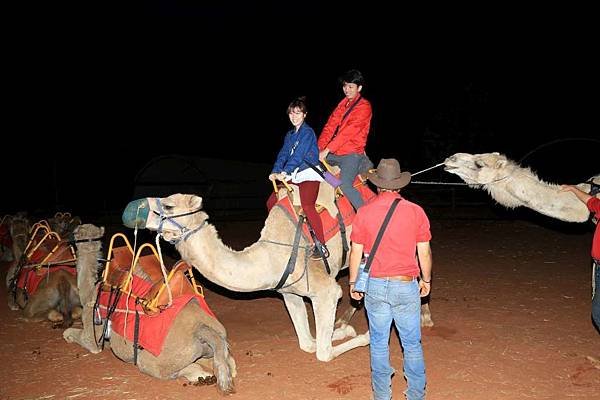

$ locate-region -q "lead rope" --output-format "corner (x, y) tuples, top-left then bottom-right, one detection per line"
(155, 234), (173, 307)
(124, 203), (144, 336)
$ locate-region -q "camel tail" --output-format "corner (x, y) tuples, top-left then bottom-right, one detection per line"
(195, 325), (235, 395)
(57, 276), (74, 328)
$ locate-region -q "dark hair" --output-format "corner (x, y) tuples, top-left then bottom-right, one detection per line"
(339, 69), (364, 86)
(287, 96), (308, 114)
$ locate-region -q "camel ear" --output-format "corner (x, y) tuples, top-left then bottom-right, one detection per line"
(100, 226), (105, 236)
(494, 159), (507, 169)
(190, 195), (203, 210)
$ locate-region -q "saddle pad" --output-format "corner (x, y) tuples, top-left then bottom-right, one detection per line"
(98, 286), (215, 357)
(276, 178), (376, 244)
(17, 265), (76, 295)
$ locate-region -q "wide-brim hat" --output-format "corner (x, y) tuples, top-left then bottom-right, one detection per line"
(367, 158), (411, 190)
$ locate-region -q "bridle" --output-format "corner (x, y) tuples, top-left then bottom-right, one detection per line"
(152, 198), (207, 244)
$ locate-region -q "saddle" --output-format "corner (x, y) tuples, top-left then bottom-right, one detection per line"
(14, 221), (77, 296)
(101, 233), (204, 316)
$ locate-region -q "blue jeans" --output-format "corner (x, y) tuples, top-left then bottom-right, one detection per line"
(326, 153), (364, 210)
(593, 260), (600, 329)
(365, 278), (426, 400)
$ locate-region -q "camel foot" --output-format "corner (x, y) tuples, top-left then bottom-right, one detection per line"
(421, 315), (434, 328)
(332, 324), (357, 341)
(7, 298), (19, 311)
(299, 339), (317, 353)
(63, 328), (102, 354)
(48, 309), (63, 323)
(179, 363), (215, 382)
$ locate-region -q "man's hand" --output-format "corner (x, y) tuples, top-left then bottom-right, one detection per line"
(350, 285), (364, 301)
(319, 148), (330, 161)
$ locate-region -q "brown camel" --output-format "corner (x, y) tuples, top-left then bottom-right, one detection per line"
(63, 224), (236, 394)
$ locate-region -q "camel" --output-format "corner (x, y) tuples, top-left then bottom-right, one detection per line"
(63, 224), (236, 394)
(443, 152), (599, 222)
(5, 216), (82, 327)
(122, 193), (433, 362)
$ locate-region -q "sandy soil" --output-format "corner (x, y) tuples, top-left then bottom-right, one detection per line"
(1, 217), (599, 400)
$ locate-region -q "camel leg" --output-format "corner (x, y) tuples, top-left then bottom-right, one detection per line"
(193, 325), (235, 394)
(311, 283), (370, 361)
(421, 301), (434, 327)
(281, 293), (316, 353)
(22, 288), (58, 320)
(63, 303), (102, 354)
(332, 305), (358, 341)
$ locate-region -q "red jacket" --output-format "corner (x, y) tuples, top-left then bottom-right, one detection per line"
(318, 95), (372, 155)
(587, 197), (600, 260)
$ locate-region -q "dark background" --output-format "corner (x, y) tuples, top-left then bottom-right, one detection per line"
(2, 3), (598, 217)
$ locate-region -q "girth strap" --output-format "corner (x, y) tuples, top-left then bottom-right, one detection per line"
(274, 215), (305, 290)
(133, 305), (141, 365)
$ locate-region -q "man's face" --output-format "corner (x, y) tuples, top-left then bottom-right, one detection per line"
(342, 82), (362, 100)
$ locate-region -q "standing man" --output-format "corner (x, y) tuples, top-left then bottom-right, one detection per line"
(349, 158), (433, 400)
(318, 69), (372, 210)
(560, 183), (600, 329)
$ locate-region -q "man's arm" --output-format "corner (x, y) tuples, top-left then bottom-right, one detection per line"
(417, 241), (432, 297)
(348, 242), (364, 300)
(560, 184), (592, 204)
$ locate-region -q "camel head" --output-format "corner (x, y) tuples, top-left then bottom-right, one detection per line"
(444, 152), (513, 185)
(123, 194), (208, 244)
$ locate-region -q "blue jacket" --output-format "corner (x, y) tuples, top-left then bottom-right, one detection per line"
(272, 122), (319, 175)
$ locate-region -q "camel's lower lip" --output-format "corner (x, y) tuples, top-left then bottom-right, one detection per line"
(444, 166), (456, 171)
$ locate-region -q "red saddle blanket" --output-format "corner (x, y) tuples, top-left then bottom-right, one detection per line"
(277, 178), (376, 244)
(17, 265), (76, 295)
(98, 274), (216, 357)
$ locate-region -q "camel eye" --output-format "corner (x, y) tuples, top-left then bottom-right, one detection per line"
(162, 204), (175, 211)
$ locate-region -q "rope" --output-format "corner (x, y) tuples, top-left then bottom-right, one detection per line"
(412, 181), (468, 186)
(411, 162), (445, 177)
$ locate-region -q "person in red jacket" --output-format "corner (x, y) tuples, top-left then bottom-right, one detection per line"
(318, 69), (372, 210)
(560, 183), (600, 330)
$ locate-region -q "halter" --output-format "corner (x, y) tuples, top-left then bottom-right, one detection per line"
(152, 198), (206, 244)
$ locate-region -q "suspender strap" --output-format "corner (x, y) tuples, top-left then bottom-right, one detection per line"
(363, 198), (401, 274)
(328, 96), (363, 144)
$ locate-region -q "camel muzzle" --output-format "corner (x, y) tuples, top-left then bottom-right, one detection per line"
(122, 199), (150, 228)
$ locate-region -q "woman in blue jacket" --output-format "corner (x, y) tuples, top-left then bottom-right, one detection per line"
(267, 96), (329, 260)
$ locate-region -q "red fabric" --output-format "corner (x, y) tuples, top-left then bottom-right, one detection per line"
(350, 191), (432, 278)
(267, 180), (325, 243)
(98, 275), (215, 357)
(587, 197), (600, 260)
(16, 265), (76, 295)
(271, 178), (376, 244)
(318, 95), (372, 155)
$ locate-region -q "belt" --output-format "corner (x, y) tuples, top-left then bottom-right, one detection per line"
(376, 275), (416, 282)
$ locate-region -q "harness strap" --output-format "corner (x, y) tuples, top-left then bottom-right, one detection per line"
(274, 215), (305, 290)
(334, 198), (349, 267)
(305, 219), (331, 275)
(133, 305), (141, 365)
(589, 179), (600, 196)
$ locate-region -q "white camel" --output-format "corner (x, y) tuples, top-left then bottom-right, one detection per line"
(444, 152), (599, 222)
(122, 194), (434, 362)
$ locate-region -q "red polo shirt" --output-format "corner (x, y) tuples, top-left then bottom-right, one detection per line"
(350, 191), (432, 277)
(587, 197), (600, 260)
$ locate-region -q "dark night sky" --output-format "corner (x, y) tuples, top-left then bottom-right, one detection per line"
(3, 4), (598, 215)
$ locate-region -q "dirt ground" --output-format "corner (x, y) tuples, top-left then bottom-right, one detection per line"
(1, 216), (599, 400)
